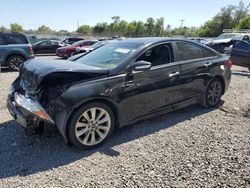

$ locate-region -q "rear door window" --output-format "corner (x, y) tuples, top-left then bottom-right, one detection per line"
(51, 41), (58, 46)
(203, 48), (217, 58)
(4, 34), (28, 44)
(234, 41), (250, 50)
(175, 42), (204, 61)
(38, 41), (50, 46)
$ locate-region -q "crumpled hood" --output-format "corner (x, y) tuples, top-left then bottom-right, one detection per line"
(19, 59), (109, 93)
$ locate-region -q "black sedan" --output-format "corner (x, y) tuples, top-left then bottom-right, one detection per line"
(7, 38), (232, 149)
(32, 40), (65, 54)
(230, 40), (250, 70)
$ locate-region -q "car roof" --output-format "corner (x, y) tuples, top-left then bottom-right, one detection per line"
(0, 32), (25, 36)
(117, 37), (199, 45)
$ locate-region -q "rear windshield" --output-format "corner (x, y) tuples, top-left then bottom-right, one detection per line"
(4, 34), (29, 44)
(72, 40), (85, 46)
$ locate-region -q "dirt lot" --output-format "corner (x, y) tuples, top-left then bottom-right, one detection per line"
(0, 58), (249, 187)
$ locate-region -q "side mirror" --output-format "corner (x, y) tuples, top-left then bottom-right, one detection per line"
(127, 61), (152, 72)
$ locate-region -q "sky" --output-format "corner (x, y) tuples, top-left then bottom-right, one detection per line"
(0, 0), (249, 31)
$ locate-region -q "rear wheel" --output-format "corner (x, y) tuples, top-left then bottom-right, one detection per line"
(7, 55), (25, 71)
(67, 102), (115, 149)
(201, 79), (223, 108)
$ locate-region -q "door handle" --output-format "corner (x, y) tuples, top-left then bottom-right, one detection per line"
(203, 62), (212, 67)
(169, 71), (180, 77)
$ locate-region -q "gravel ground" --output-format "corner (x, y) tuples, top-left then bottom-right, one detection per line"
(0, 59), (249, 188)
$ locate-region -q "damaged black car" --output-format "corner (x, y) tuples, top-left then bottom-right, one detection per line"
(7, 38), (232, 149)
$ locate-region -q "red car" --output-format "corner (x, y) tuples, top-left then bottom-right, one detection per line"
(56, 40), (97, 59)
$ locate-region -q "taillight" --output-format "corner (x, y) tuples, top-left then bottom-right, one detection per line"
(225, 60), (232, 69)
(29, 46), (34, 55)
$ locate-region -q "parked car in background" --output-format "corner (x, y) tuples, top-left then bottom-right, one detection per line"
(61, 37), (84, 45)
(72, 40), (112, 56)
(56, 40), (97, 59)
(68, 41), (112, 61)
(7, 38), (232, 149)
(0, 32), (34, 71)
(32, 40), (65, 54)
(230, 40), (250, 70)
(206, 29), (250, 53)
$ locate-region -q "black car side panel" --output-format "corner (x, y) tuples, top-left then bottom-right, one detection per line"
(53, 75), (126, 141)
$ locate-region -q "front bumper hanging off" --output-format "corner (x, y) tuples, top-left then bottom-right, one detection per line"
(7, 91), (55, 128)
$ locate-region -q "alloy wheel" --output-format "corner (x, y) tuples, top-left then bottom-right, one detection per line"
(207, 81), (222, 106)
(8, 56), (24, 71)
(75, 107), (111, 146)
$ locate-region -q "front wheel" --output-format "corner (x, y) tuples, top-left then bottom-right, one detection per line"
(67, 102), (115, 149)
(201, 79), (223, 108)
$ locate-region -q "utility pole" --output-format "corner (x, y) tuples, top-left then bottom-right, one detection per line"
(77, 20), (79, 30)
(180, 19), (185, 28)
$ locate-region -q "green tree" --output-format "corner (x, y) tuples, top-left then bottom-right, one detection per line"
(10, 23), (23, 33)
(198, 1), (250, 37)
(237, 15), (250, 29)
(76, 25), (92, 35)
(93, 22), (109, 35)
(127, 21), (137, 37)
(154, 17), (164, 36)
(117, 20), (128, 36)
(135, 21), (146, 37)
(0, 26), (9, 32)
(37, 25), (53, 34)
(145, 17), (155, 36)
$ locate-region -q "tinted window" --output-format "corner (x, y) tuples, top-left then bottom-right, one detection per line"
(176, 42), (204, 61)
(89, 41), (97, 45)
(234, 41), (250, 50)
(51, 41), (59, 46)
(203, 48), (216, 58)
(69, 38), (82, 42)
(137, 43), (174, 66)
(4, 34), (28, 44)
(242, 35), (250, 41)
(0, 36), (6, 45)
(39, 41), (50, 46)
(72, 40), (85, 46)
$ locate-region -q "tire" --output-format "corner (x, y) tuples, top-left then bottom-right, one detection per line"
(67, 102), (115, 149)
(7, 55), (25, 71)
(201, 78), (223, 108)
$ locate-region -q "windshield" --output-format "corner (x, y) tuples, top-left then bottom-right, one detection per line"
(76, 42), (142, 69)
(72, 40), (85, 46)
(90, 41), (109, 49)
(217, 34), (242, 40)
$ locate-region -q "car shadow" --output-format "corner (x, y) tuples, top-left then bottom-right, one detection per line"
(0, 67), (16, 73)
(232, 70), (250, 78)
(0, 104), (216, 178)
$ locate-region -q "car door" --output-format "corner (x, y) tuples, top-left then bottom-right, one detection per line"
(231, 40), (250, 68)
(174, 41), (219, 101)
(50, 41), (59, 53)
(118, 42), (185, 124)
(36, 41), (49, 54)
